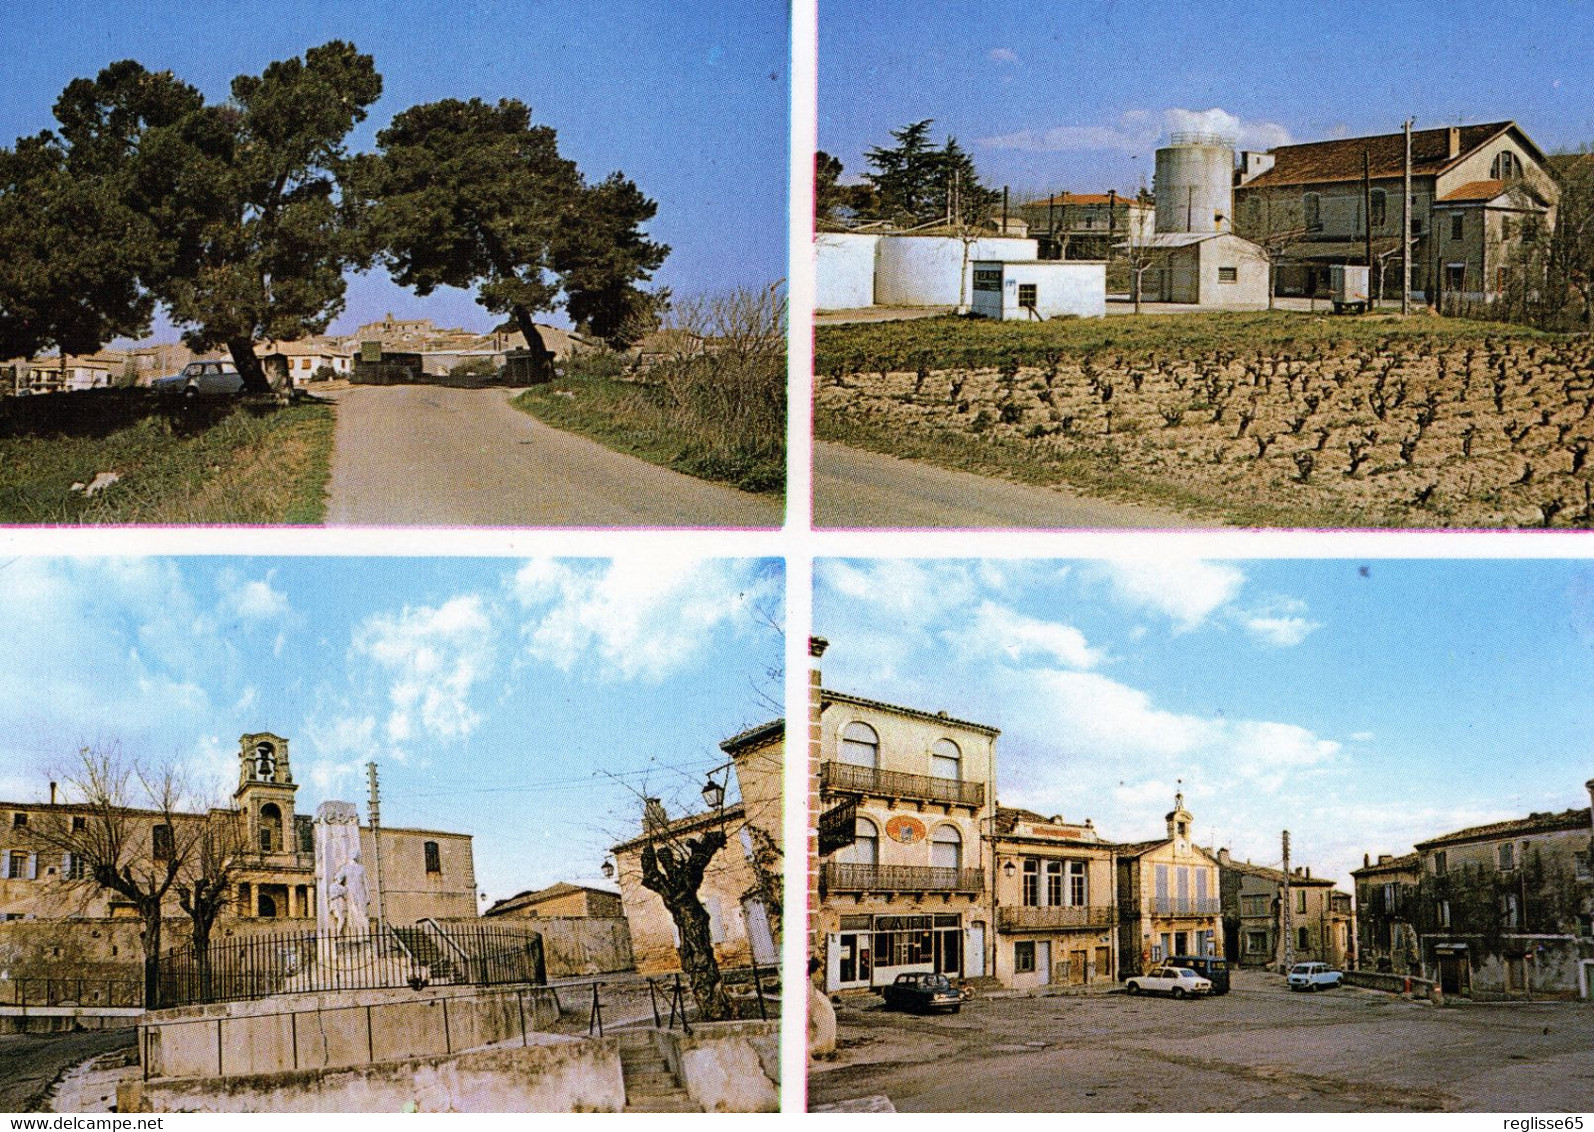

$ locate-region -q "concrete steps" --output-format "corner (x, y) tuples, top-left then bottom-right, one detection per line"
(617, 1031), (699, 1113)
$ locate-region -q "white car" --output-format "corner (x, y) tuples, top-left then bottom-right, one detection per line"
(1125, 965), (1213, 999)
(152, 360), (244, 397)
(1288, 962), (1344, 991)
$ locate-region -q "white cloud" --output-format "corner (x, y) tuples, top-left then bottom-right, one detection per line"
(946, 601), (1103, 670)
(513, 558), (775, 682)
(988, 47), (1019, 64)
(216, 569), (291, 622)
(1350, 731), (1375, 742)
(352, 596), (494, 744)
(977, 106), (1290, 155)
(1096, 560), (1245, 630)
(1243, 614), (1320, 647)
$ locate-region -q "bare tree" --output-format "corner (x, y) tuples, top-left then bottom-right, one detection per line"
(637, 797), (734, 1021)
(174, 809), (249, 1003)
(31, 746), (206, 1007)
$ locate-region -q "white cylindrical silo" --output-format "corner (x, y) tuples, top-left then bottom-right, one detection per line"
(1154, 133), (1236, 234)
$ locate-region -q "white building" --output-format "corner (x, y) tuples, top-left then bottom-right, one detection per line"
(970, 260), (1107, 320)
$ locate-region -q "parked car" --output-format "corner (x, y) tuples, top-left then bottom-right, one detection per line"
(1124, 965), (1213, 999)
(881, 972), (962, 1014)
(1167, 955), (1231, 995)
(152, 360), (244, 397)
(1288, 962), (1343, 991)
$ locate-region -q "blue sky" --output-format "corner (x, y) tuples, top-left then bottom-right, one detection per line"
(0, 555), (784, 909)
(1, 0), (789, 339)
(815, 558), (1594, 890)
(820, 0), (1594, 197)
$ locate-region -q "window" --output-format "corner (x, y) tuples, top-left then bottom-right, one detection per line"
(1046, 860), (1064, 905)
(152, 824), (174, 861)
(1304, 193), (1321, 232)
(1438, 900), (1451, 928)
(1241, 894), (1267, 918)
(1296, 889), (1307, 914)
(930, 738), (961, 780)
(1498, 842), (1515, 871)
(1017, 283), (1038, 309)
(1021, 858), (1040, 904)
(1069, 861), (1087, 906)
(1370, 188), (1387, 228)
(1502, 893), (1519, 929)
(1297, 926), (1310, 950)
(11, 812), (25, 828)
(1218, 266), (1238, 283)
(3, 851), (32, 880)
(1450, 212), (1464, 240)
(1014, 940), (1036, 973)
(72, 816), (86, 832)
(839, 722), (879, 769)
(930, 825), (962, 871)
(1411, 216), (1424, 236)
(424, 840), (441, 874)
(844, 818), (878, 866)
(1382, 882), (1396, 911)
(64, 852), (85, 881)
(259, 803), (283, 853)
(1433, 851), (1447, 875)
(1500, 216), (1515, 242)
(1491, 150), (1523, 180)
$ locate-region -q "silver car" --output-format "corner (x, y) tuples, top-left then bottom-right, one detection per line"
(152, 360), (244, 397)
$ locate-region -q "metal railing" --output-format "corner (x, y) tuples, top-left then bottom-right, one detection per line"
(1151, 897), (1223, 917)
(997, 904), (1116, 931)
(157, 923), (545, 1008)
(821, 762), (985, 808)
(1, 975), (142, 1009)
(821, 862), (984, 894)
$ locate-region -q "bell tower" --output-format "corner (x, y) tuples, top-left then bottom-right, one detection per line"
(1166, 791), (1194, 855)
(235, 733), (299, 856)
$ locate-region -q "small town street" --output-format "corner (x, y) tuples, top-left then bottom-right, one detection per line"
(323, 384), (782, 527)
(0, 1030), (135, 1113)
(809, 971), (1594, 1112)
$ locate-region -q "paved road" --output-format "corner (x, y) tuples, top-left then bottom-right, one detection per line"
(809, 972), (1594, 1112)
(814, 441), (1199, 529)
(0, 1029), (135, 1112)
(323, 385), (782, 527)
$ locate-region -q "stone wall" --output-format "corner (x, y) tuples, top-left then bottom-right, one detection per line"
(659, 1020), (780, 1113)
(128, 1034), (625, 1113)
(526, 916), (633, 977)
(141, 982), (559, 1081)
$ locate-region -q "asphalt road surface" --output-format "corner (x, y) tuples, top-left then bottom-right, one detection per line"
(0, 1029), (135, 1112)
(323, 385), (783, 527)
(809, 971), (1594, 1112)
(814, 441), (1198, 529)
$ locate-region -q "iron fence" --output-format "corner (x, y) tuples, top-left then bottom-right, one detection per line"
(821, 862), (984, 894)
(156, 922), (545, 1008)
(821, 761), (985, 808)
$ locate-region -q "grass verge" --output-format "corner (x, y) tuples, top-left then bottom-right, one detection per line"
(513, 354), (785, 496)
(0, 391), (335, 524)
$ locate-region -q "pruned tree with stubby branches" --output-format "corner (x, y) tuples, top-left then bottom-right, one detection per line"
(638, 801), (733, 1022)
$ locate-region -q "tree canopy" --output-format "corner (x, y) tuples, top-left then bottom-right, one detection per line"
(353, 97), (669, 377)
(860, 119), (1000, 228)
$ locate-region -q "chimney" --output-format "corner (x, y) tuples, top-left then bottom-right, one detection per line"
(1218, 847), (1232, 865)
(1363, 853), (1370, 868)
(642, 797), (668, 834)
(1305, 866), (1311, 879)
(49, 781), (57, 805)
(1378, 854), (1393, 865)
(1586, 779), (1594, 829)
(1448, 126), (1461, 159)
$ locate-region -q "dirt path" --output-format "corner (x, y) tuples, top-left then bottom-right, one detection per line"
(814, 441), (1199, 529)
(324, 385), (783, 527)
(0, 1029), (135, 1112)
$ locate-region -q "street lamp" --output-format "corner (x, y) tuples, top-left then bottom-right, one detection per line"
(1003, 860), (1016, 879)
(701, 775), (725, 811)
(601, 858), (615, 880)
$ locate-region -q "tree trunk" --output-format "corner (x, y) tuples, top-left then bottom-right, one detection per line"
(142, 902), (163, 1009)
(227, 338), (274, 396)
(510, 304), (556, 383)
(669, 895), (732, 1021)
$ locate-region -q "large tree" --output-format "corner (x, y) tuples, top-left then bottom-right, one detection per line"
(861, 119), (1000, 228)
(4, 44), (381, 393)
(355, 98), (669, 381)
(1548, 151), (1594, 332)
(637, 802), (734, 1023)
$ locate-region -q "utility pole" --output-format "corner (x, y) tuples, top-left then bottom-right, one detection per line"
(367, 761), (387, 929)
(1402, 118), (1414, 315)
(1281, 830), (1294, 974)
(1362, 148), (1374, 275)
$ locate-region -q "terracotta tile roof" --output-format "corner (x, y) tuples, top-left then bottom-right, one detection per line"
(1243, 121), (1523, 189)
(1112, 837), (1170, 858)
(720, 718), (783, 754)
(1220, 856), (1336, 887)
(485, 880), (619, 915)
(1351, 852), (1421, 877)
(1414, 806), (1589, 850)
(1026, 193), (1148, 208)
(1438, 179), (1508, 203)
(820, 689), (1000, 737)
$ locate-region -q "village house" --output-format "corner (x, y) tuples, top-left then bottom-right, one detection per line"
(815, 689), (995, 994)
(1114, 794), (1224, 976)
(1215, 850), (1352, 970)
(1018, 192), (1155, 261)
(990, 807), (1117, 990)
(1233, 120), (1558, 303)
(254, 340), (351, 385)
(610, 719), (782, 976)
(485, 882), (622, 919)
(1350, 851), (1425, 975)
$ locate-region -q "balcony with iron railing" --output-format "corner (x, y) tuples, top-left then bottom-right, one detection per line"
(1149, 896), (1222, 918)
(820, 861), (984, 895)
(997, 904), (1116, 932)
(821, 761), (985, 810)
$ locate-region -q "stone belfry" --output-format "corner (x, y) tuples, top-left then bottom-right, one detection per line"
(1166, 790), (1194, 854)
(235, 732), (299, 855)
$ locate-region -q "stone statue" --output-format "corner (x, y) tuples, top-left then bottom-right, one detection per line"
(315, 801), (371, 939)
(334, 851), (371, 936)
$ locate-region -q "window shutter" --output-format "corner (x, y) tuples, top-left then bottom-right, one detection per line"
(62, 851), (73, 878)
(0, 849), (9, 878)
(26, 853), (37, 880)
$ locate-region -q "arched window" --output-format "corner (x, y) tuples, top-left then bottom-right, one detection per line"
(1491, 150), (1522, 181)
(842, 817), (878, 866)
(931, 825), (962, 871)
(259, 803), (283, 853)
(840, 722), (879, 768)
(930, 738), (961, 779)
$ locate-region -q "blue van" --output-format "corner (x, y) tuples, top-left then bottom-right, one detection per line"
(1167, 955), (1231, 995)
